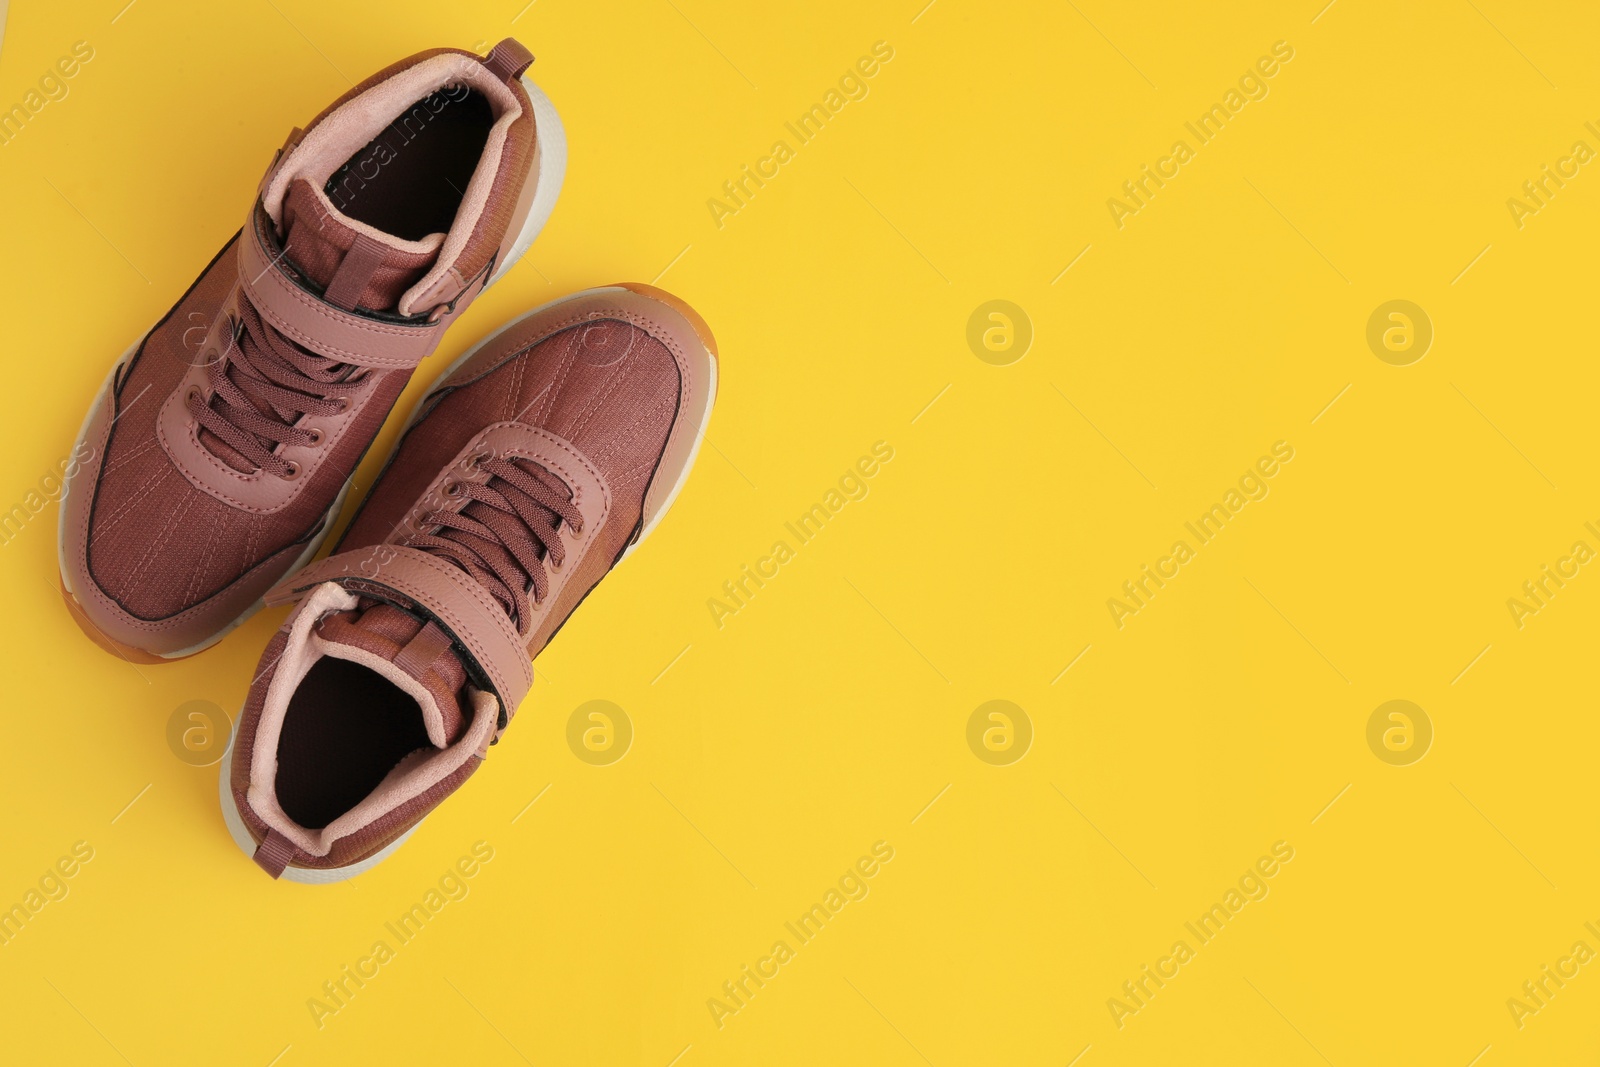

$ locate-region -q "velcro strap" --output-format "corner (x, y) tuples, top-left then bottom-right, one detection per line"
(267, 545), (532, 719)
(238, 210), (444, 370)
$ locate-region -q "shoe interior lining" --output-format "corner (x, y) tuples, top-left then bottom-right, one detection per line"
(323, 87), (495, 241)
(275, 657), (432, 830)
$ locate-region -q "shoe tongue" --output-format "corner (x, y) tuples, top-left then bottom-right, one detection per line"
(280, 178), (443, 312)
(314, 602), (472, 748)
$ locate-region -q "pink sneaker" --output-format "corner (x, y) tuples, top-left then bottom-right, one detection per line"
(59, 39), (566, 662)
(221, 285), (717, 880)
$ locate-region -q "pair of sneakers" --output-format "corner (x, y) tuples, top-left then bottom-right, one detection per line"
(57, 40), (717, 882)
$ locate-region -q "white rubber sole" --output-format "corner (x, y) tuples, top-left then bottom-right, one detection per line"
(218, 718), (420, 884)
(57, 78), (567, 662)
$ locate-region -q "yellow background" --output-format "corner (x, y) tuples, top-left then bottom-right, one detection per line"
(1, 0), (1597, 1063)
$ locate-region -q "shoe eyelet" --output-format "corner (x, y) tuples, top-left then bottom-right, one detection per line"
(333, 396), (352, 413)
(185, 385), (202, 405)
(467, 450), (492, 470)
(282, 461), (301, 480)
(445, 481), (463, 498)
(305, 427), (325, 446)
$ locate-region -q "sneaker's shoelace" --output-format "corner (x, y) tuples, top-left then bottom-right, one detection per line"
(409, 456), (584, 632)
(186, 298), (354, 479)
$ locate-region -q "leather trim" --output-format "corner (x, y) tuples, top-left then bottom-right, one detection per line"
(154, 355), (372, 515)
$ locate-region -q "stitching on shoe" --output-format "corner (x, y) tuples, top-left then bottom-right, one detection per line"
(609, 453), (662, 491)
(379, 550), (531, 698)
(186, 514), (222, 605)
(125, 491), (196, 590)
(505, 345), (527, 422)
(242, 519), (260, 590)
(89, 466), (173, 543)
(247, 273), (436, 367)
(564, 353), (631, 444)
(101, 436), (161, 477)
(156, 376), (369, 513)
(537, 328), (582, 427)
(441, 304), (684, 397)
(584, 394), (675, 464)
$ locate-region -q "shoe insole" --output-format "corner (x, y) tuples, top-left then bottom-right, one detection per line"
(275, 657), (432, 830)
(323, 87), (496, 241)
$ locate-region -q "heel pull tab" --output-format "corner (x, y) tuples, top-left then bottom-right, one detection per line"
(253, 829), (295, 879)
(483, 39), (534, 83)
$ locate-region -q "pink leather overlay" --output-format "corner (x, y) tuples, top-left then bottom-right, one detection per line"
(154, 352), (371, 515)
